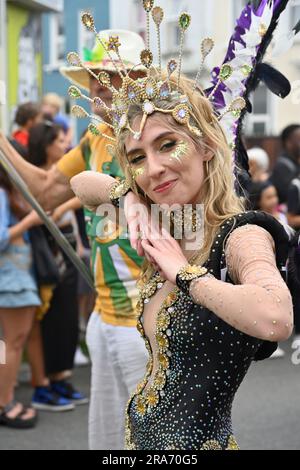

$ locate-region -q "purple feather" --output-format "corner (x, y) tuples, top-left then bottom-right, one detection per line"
(204, 0), (290, 193)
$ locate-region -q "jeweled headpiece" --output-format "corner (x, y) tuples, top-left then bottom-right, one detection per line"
(66, 0), (291, 191)
(67, 1), (246, 144)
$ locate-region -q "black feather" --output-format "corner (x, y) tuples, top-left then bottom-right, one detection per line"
(293, 19), (300, 35)
(251, 0), (262, 11)
(255, 62), (291, 98)
(235, 0), (290, 178)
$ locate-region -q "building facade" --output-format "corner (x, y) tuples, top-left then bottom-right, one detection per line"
(0, 0), (63, 133)
(42, 0), (110, 141)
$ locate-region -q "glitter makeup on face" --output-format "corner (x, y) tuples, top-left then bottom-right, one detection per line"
(170, 141), (189, 163)
(132, 167), (146, 180)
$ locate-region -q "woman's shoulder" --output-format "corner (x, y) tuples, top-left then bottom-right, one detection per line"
(226, 222), (273, 246)
(227, 210), (289, 253)
(206, 210), (290, 279)
(226, 211), (289, 241)
(225, 224), (275, 265)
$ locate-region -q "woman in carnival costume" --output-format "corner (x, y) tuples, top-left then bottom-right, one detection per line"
(71, 0), (293, 450)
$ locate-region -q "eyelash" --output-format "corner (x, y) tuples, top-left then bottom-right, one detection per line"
(131, 155), (145, 165)
(130, 141), (177, 165)
(161, 140), (176, 151)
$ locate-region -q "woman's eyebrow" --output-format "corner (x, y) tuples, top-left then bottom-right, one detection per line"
(126, 131), (174, 158)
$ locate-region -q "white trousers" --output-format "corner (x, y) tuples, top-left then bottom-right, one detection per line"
(86, 312), (148, 450)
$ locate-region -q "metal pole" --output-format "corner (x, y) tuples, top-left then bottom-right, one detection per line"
(0, 147), (94, 289)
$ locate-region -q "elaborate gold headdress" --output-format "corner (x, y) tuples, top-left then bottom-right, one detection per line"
(66, 0), (246, 144)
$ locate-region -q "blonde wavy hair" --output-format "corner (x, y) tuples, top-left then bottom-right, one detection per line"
(116, 74), (245, 282)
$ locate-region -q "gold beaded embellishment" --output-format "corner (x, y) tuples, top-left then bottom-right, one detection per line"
(125, 271), (180, 448)
(177, 264), (208, 281)
(109, 179), (131, 205)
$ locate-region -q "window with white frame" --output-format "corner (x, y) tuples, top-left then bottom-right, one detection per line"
(78, 9), (95, 56)
(245, 84), (273, 136)
(49, 12), (65, 66)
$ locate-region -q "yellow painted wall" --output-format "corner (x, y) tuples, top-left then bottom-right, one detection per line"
(7, 4), (43, 113)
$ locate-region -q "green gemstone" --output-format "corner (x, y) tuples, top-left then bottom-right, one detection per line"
(231, 110), (241, 118)
(179, 13), (191, 31)
(219, 64), (233, 81)
(88, 123), (100, 136)
(241, 64), (252, 76)
(68, 86), (81, 99)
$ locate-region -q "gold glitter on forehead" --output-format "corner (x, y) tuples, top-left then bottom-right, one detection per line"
(170, 141), (189, 163)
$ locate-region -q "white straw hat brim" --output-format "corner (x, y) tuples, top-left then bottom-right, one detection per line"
(60, 61), (146, 91)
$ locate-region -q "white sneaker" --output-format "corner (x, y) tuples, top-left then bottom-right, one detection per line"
(74, 347), (90, 366)
(269, 347), (285, 359)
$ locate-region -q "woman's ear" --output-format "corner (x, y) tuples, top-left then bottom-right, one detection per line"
(201, 139), (216, 162)
(203, 149), (214, 162)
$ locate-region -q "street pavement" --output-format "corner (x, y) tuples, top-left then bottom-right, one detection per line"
(1, 338), (299, 450)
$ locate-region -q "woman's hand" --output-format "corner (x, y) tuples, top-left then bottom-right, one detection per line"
(141, 224), (188, 284)
(124, 191), (149, 257)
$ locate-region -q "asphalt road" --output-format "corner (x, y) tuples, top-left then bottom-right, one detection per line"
(1, 339), (299, 450)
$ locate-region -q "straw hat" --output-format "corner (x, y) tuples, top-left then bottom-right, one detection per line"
(60, 29), (146, 91)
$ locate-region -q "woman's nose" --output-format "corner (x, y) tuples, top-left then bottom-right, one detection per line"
(147, 152), (166, 178)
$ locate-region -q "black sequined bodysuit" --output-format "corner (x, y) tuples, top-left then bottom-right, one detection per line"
(125, 212), (289, 450)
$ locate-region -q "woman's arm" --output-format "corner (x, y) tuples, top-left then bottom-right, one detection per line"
(71, 171), (148, 256)
(0, 190), (41, 250)
(51, 197), (82, 223)
(189, 224), (293, 342)
(8, 212), (41, 242)
(0, 189), (11, 251)
(0, 131), (74, 209)
(141, 222), (293, 342)
(70, 171), (116, 210)
(287, 212), (300, 230)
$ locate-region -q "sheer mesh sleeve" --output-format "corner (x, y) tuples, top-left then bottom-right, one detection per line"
(189, 224), (293, 341)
